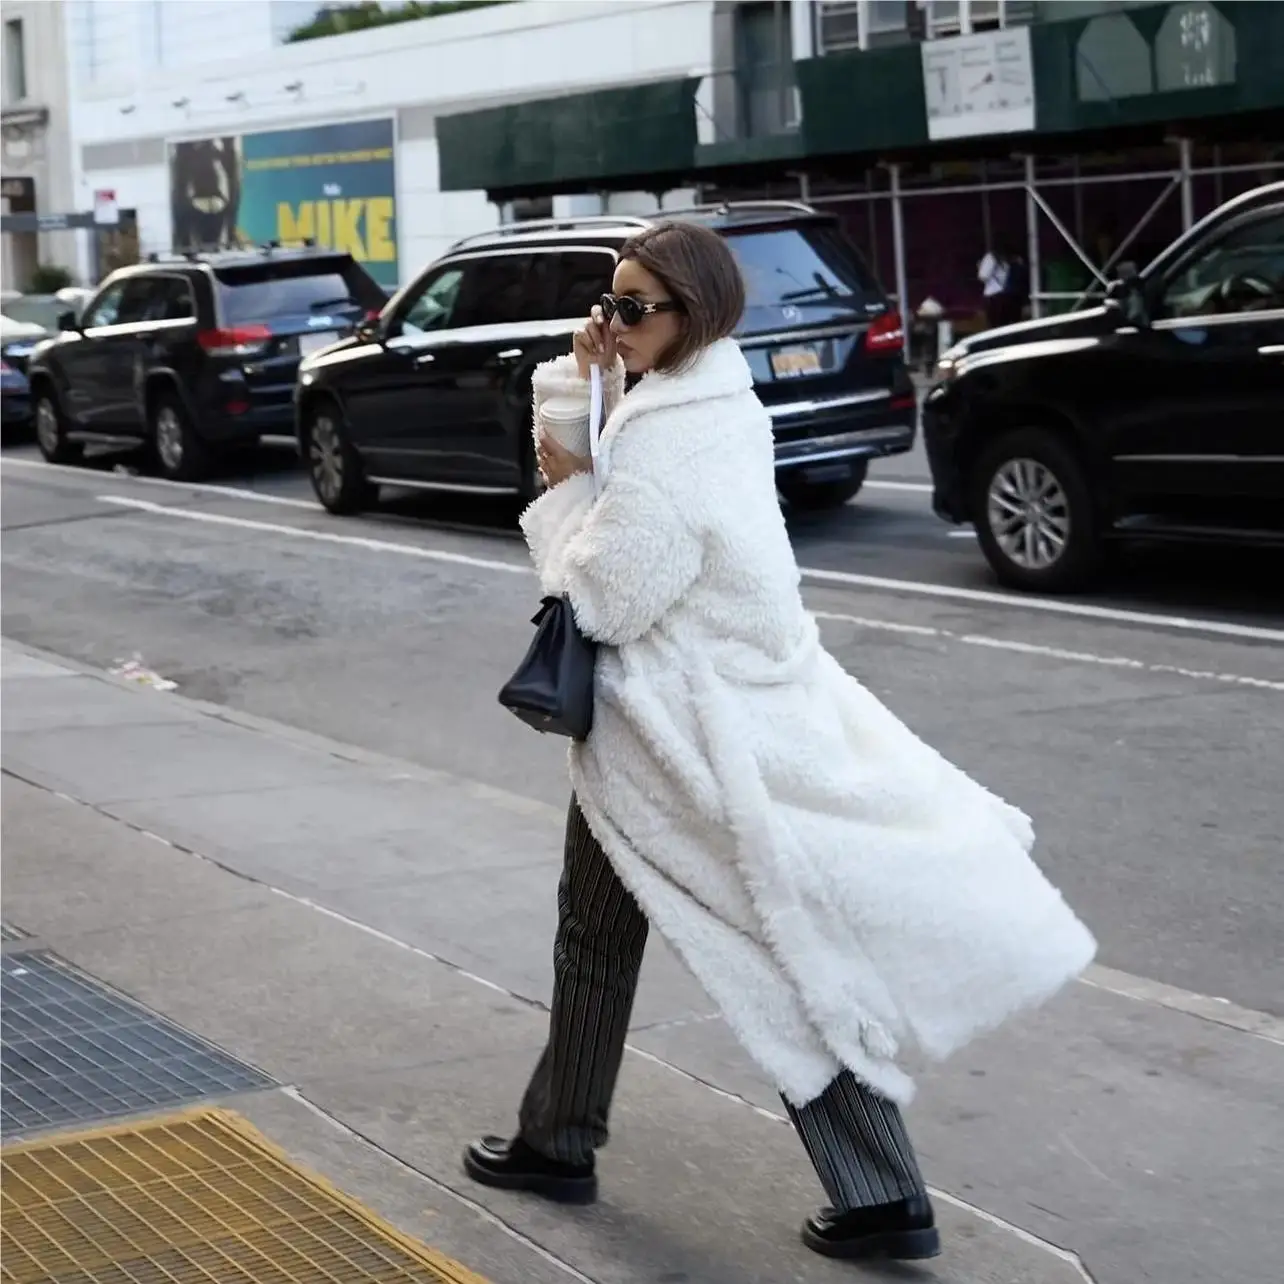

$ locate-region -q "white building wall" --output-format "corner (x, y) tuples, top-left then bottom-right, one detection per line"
(68, 0), (716, 282)
(2, 0), (78, 287)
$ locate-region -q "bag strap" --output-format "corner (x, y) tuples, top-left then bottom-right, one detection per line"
(588, 364), (604, 498)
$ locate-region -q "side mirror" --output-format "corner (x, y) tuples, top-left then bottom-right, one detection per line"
(355, 316), (383, 344)
(1104, 269), (1149, 327)
(56, 310), (80, 331)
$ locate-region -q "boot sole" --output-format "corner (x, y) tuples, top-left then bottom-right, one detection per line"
(462, 1148), (598, 1205)
(802, 1223), (942, 1261)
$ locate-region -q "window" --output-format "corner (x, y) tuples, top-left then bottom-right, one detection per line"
(557, 252), (614, 319)
(724, 224), (882, 336)
(4, 18), (27, 103)
(452, 256), (532, 329)
(399, 267), (465, 336)
(141, 276), (196, 322)
(216, 262), (379, 324)
(1159, 213), (1284, 320)
(82, 283), (127, 329)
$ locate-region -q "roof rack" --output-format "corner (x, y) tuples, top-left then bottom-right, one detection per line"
(661, 199), (818, 219)
(449, 214), (652, 252)
(146, 240), (320, 264)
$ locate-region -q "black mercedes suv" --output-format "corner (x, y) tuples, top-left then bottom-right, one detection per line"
(294, 203), (917, 515)
(924, 181), (1284, 592)
(26, 246), (385, 480)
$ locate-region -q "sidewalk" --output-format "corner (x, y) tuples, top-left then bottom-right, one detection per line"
(2, 639), (1279, 1283)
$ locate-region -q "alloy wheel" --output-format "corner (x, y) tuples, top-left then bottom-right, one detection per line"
(310, 415), (344, 503)
(986, 457), (1071, 572)
(155, 405), (185, 472)
(36, 399), (60, 455)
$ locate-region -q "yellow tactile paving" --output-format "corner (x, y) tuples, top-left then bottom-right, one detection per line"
(0, 1107), (489, 1283)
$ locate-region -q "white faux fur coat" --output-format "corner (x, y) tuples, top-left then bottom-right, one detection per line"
(520, 338), (1096, 1106)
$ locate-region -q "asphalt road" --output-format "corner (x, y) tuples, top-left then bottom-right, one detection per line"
(3, 444), (1283, 1282)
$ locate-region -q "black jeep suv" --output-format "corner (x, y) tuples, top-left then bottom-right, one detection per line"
(26, 246), (385, 480)
(294, 203), (917, 515)
(924, 181), (1284, 592)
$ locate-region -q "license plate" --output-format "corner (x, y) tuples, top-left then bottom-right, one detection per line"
(298, 331), (338, 356)
(770, 345), (823, 379)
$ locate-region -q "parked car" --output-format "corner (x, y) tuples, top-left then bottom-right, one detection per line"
(924, 181), (1284, 591)
(25, 246), (385, 480)
(1, 293), (92, 437)
(295, 203), (917, 514)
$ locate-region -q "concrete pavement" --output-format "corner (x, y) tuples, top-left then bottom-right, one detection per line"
(4, 639), (1281, 1283)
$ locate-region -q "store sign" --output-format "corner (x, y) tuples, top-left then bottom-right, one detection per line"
(922, 26), (1035, 141)
(168, 118), (398, 287)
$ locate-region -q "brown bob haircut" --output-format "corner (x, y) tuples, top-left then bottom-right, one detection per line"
(617, 221), (746, 373)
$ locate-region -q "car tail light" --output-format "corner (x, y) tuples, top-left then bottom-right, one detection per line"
(364, 308), (381, 321)
(198, 325), (271, 357)
(890, 392), (917, 411)
(225, 399), (250, 415)
(865, 311), (904, 354)
(0, 359), (12, 374)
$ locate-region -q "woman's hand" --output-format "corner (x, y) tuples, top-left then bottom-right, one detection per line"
(572, 304), (617, 380)
(537, 429), (591, 489)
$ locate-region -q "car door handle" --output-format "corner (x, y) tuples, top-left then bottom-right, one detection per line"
(1259, 344), (1284, 356)
(495, 348), (523, 362)
(414, 352), (436, 366)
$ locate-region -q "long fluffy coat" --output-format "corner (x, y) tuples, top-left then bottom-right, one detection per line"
(520, 339), (1096, 1106)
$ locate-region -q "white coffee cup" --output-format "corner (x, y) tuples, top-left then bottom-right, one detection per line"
(538, 395), (591, 457)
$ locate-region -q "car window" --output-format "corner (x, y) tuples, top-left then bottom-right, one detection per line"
(558, 251), (614, 318)
(82, 282), (127, 328)
(453, 256), (531, 328)
(215, 260), (382, 325)
(399, 266), (465, 336)
(1159, 211), (1284, 319)
(723, 224), (883, 336)
(152, 276), (196, 321)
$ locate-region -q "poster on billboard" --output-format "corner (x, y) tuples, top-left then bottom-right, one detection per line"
(168, 118), (398, 287)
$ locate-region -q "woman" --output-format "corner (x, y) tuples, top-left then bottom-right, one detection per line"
(465, 222), (1095, 1261)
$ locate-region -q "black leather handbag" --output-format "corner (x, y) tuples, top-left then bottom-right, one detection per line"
(498, 595), (597, 740)
(499, 367), (603, 742)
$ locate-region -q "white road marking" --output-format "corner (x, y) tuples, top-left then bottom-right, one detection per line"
(864, 478), (934, 493)
(94, 493), (1284, 650)
(95, 494), (529, 575)
(813, 612), (1284, 691)
(804, 567), (1284, 644)
(2, 455), (317, 508)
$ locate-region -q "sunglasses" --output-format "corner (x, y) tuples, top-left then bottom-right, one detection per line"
(600, 292), (684, 328)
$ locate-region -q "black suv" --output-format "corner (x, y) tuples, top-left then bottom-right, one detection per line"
(294, 203), (917, 515)
(26, 246), (385, 480)
(924, 181), (1284, 592)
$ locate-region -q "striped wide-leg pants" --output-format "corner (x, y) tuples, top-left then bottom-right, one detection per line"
(517, 797), (928, 1211)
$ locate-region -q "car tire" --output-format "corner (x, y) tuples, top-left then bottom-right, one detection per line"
(149, 390), (214, 482)
(304, 400), (377, 515)
(33, 388), (83, 465)
(778, 461), (868, 511)
(971, 427), (1102, 593)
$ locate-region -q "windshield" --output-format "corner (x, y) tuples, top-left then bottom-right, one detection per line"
(723, 224), (883, 336)
(216, 262), (382, 325)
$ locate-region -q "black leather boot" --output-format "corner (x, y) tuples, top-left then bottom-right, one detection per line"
(463, 1134), (598, 1204)
(802, 1195), (941, 1260)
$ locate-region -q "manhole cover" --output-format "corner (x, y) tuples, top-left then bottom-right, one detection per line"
(1, 951), (274, 1137)
(0, 1107), (488, 1282)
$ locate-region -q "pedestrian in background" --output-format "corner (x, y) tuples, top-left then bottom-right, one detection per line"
(465, 221), (1095, 1262)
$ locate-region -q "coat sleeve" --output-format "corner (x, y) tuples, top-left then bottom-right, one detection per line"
(520, 467), (704, 647)
(531, 354), (627, 458)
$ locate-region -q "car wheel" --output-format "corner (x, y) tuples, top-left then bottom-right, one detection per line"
(971, 427), (1102, 592)
(150, 391), (214, 481)
(306, 402), (377, 515)
(778, 461), (868, 511)
(34, 390), (84, 465)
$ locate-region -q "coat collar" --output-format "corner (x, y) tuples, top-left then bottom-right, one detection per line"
(603, 338), (752, 447)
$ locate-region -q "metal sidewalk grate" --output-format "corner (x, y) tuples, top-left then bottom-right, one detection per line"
(1, 951), (274, 1137)
(0, 923), (29, 943)
(0, 1107), (489, 1283)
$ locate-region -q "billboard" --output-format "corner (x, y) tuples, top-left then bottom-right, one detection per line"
(168, 118), (398, 287)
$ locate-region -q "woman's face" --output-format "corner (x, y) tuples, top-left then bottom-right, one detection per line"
(609, 258), (684, 375)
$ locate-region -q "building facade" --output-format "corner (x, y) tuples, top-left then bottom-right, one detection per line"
(64, 0), (721, 287)
(2, 0), (78, 290)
